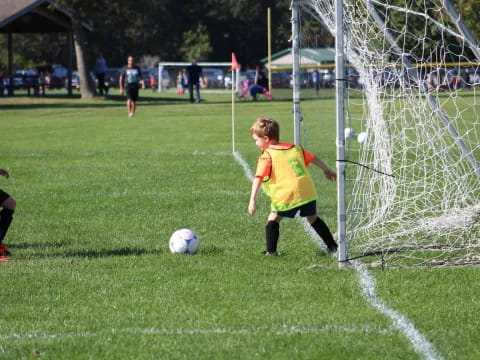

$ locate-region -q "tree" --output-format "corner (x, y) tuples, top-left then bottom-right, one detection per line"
(179, 24), (213, 61)
(5, 0), (478, 79)
(54, 0), (100, 98)
(70, 17), (96, 98)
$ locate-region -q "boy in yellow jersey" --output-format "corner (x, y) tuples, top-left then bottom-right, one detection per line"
(248, 117), (338, 255)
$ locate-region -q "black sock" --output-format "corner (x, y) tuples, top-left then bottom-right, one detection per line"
(311, 217), (337, 251)
(265, 221), (279, 253)
(0, 208), (14, 243)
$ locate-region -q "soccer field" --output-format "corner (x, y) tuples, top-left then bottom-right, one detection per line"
(0, 90), (479, 359)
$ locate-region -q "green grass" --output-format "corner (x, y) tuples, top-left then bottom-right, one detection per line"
(0, 90), (479, 359)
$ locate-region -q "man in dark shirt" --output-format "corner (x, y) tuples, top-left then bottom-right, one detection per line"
(186, 59), (204, 103)
(119, 56), (145, 117)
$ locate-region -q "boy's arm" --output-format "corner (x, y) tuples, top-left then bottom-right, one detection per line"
(312, 156), (336, 182)
(248, 177), (263, 215)
(119, 73), (124, 94)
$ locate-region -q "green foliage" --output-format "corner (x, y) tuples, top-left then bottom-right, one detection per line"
(180, 24), (213, 61)
(456, 0), (480, 41)
(374, 0), (480, 62)
(0, 1), (293, 70)
(1, 0), (479, 72)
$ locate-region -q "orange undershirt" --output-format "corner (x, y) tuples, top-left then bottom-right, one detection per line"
(254, 143), (315, 178)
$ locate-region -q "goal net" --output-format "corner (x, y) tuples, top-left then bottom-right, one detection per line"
(296, 0), (480, 267)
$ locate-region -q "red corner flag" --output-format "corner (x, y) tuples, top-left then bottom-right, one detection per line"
(231, 52), (240, 71)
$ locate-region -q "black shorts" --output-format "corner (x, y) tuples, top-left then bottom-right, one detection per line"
(275, 200), (317, 219)
(0, 189), (10, 205)
(126, 85), (139, 101)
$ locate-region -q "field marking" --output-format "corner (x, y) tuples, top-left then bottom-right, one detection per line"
(0, 324), (396, 342)
(354, 261), (443, 360)
(232, 151), (443, 360)
(233, 151), (254, 180)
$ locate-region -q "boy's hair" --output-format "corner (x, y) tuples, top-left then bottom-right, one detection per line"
(250, 117), (280, 140)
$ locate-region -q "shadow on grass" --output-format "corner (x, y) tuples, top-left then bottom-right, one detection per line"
(9, 242), (161, 258)
(0, 92), (298, 111)
(0, 94), (192, 111)
(198, 245), (224, 255)
(64, 247), (162, 258)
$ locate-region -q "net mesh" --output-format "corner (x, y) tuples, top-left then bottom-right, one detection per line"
(297, 0), (480, 266)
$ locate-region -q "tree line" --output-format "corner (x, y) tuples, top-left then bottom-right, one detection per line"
(1, 1), (295, 71)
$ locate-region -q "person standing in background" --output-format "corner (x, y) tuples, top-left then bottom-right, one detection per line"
(186, 59), (204, 103)
(95, 53), (108, 96)
(119, 56), (145, 117)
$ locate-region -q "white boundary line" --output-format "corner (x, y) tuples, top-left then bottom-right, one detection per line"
(354, 261), (443, 360)
(0, 324), (395, 342)
(233, 151), (443, 360)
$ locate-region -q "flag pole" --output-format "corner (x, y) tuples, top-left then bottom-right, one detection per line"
(232, 68), (236, 153)
(231, 53), (240, 154)
(267, 7), (272, 94)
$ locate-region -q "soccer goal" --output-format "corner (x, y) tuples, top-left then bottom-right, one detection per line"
(292, 0), (480, 267)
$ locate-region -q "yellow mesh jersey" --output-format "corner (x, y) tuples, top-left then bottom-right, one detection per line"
(262, 145), (317, 212)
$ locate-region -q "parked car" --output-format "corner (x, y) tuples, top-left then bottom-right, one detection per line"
(104, 68), (121, 89)
(71, 71), (80, 89)
(12, 70), (25, 89)
(467, 65), (480, 87)
(13, 70), (38, 89)
(50, 64), (68, 89)
(288, 71), (310, 88)
(148, 68), (171, 89)
(346, 67), (361, 89)
(141, 69), (152, 88)
(224, 73), (233, 89)
(202, 68), (224, 88)
(65, 70), (97, 90)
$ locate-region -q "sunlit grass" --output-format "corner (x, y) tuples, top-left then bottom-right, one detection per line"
(0, 90), (479, 359)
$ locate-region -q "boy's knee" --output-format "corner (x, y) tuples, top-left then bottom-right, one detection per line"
(306, 215), (318, 224)
(267, 213), (281, 222)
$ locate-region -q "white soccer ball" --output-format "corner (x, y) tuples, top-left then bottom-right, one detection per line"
(344, 127), (356, 139)
(357, 131), (369, 144)
(169, 228), (199, 254)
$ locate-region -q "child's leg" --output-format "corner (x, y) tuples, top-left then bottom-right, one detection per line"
(307, 215), (337, 252)
(0, 196), (16, 243)
(265, 213), (282, 254)
(261, 87), (274, 100)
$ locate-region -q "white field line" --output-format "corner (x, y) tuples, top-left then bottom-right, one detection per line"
(233, 151), (254, 180)
(233, 151), (443, 360)
(354, 261), (443, 360)
(0, 324), (395, 342)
